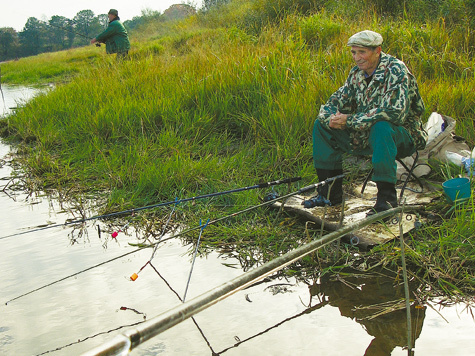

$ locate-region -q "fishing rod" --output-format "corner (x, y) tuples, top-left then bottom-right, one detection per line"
(47, 18), (95, 40)
(38, 19), (101, 46)
(3, 176), (337, 305)
(81, 204), (404, 356)
(0, 176), (301, 240)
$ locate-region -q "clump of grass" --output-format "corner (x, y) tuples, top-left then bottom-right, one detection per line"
(370, 195), (475, 295)
(2, 3), (475, 298)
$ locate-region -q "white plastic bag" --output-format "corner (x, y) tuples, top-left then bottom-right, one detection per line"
(425, 112), (446, 146)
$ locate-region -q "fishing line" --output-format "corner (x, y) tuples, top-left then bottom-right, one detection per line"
(183, 218), (210, 302)
(4, 247), (141, 305)
(110, 221), (131, 239)
(129, 198), (179, 281)
(0, 65), (6, 116)
(38, 19), (96, 41)
(32, 262), (216, 356)
(34, 320), (146, 355)
(398, 201), (413, 353)
(216, 297), (329, 355)
(3, 176), (334, 305)
(30, 201), (178, 356)
(0, 176), (301, 240)
(148, 262), (217, 355)
(127, 202), (217, 351)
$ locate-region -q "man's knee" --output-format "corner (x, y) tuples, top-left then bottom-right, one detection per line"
(370, 121), (393, 137)
(370, 121), (415, 158)
(369, 121), (396, 148)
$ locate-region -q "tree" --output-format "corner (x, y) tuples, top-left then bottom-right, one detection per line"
(163, 4), (196, 20)
(0, 27), (19, 61)
(65, 20), (76, 48)
(97, 14), (109, 30)
(124, 8), (162, 31)
(202, 0), (231, 11)
(19, 17), (47, 56)
(73, 10), (100, 45)
(48, 15), (70, 50)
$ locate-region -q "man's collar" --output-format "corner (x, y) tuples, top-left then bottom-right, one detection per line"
(357, 52), (387, 82)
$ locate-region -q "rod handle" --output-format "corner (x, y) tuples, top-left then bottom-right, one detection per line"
(257, 176), (301, 188)
(298, 174), (345, 194)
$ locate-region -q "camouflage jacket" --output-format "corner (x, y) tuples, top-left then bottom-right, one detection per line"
(317, 52), (427, 151)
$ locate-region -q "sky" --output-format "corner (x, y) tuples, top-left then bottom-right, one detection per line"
(1, 0), (202, 32)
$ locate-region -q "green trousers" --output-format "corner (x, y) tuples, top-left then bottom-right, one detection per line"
(312, 120), (415, 184)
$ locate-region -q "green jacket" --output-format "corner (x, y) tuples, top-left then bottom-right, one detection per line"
(318, 52), (427, 151)
(95, 18), (130, 54)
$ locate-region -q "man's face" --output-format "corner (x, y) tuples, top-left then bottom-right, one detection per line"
(108, 14), (116, 22)
(350, 46), (381, 76)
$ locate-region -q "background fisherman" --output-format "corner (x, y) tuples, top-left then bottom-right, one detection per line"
(306, 30), (427, 216)
(91, 9), (130, 59)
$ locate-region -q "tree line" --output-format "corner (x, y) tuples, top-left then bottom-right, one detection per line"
(0, 9), (162, 61)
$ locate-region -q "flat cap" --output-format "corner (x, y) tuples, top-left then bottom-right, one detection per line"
(108, 9), (119, 16)
(347, 30), (383, 47)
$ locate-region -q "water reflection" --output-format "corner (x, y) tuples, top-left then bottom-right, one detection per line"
(202, 271), (425, 356)
(310, 272), (425, 355)
(0, 84), (43, 117)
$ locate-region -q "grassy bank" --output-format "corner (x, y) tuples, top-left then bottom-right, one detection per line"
(1, 1), (474, 297)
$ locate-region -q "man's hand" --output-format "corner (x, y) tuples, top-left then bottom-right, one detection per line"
(329, 112), (348, 130)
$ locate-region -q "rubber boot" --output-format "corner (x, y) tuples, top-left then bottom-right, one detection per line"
(366, 181), (398, 217)
(302, 169), (343, 208)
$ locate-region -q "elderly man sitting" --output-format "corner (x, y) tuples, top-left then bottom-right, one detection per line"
(305, 30), (427, 216)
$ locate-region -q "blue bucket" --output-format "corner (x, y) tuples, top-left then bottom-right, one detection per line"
(442, 177), (471, 203)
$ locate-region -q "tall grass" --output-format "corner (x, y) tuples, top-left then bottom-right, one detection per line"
(1, 2), (475, 295)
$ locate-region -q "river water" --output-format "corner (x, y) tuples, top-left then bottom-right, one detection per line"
(1, 85), (474, 355)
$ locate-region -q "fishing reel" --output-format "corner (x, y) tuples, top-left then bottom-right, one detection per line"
(264, 191), (280, 202)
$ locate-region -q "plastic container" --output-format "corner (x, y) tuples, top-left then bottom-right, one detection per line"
(446, 151), (464, 166)
(446, 151), (475, 175)
(461, 157), (475, 175)
(442, 177), (471, 203)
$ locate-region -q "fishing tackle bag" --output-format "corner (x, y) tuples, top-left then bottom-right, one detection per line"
(397, 113), (472, 179)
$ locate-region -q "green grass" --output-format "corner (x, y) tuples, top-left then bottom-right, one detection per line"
(1, 1), (475, 297)
(1, 47), (102, 84)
